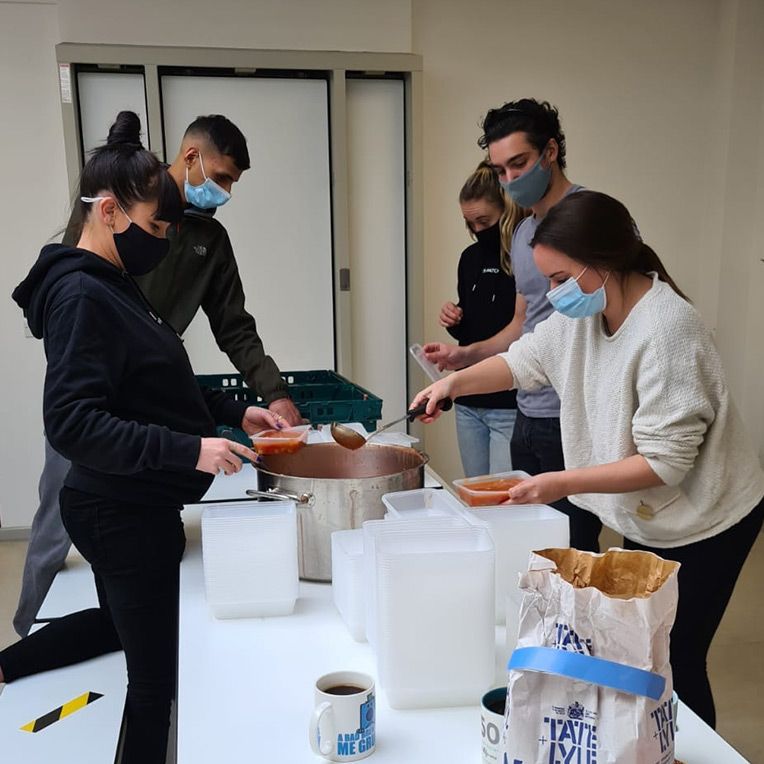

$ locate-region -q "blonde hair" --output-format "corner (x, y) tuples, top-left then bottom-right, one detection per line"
(459, 160), (528, 275)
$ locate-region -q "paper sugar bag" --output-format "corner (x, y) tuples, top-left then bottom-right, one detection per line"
(502, 548), (680, 764)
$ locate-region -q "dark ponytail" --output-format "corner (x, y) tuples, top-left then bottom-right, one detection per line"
(105, 109), (143, 148)
(531, 190), (688, 301)
(634, 241), (687, 300)
(79, 111), (182, 225)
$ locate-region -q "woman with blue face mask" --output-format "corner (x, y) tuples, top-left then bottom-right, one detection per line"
(435, 161), (526, 477)
(411, 189), (764, 730)
(1, 112), (279, 764)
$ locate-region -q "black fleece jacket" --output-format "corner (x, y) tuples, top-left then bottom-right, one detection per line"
(12, 244), (249, 506)
(447, 240), (518, 410)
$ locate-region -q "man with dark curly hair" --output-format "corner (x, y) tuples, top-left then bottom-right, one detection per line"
(425, 99), (602, 552)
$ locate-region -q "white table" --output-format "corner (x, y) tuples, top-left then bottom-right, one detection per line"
(0, 626), (126, 764)
(176, 505), (751, 763)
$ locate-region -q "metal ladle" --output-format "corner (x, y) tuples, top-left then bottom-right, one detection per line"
(330, 397), (453, 450)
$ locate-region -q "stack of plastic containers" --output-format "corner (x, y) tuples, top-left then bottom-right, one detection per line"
(460, 504), (569, 626)
(331, 490), (468, 645)
(330, 529), (365, 641)
(362, 516), (468, 649)
(201, 500), (299, 619)
(375, 525), (495, 708)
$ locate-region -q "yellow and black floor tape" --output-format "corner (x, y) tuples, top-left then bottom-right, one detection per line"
(21, 691), (103, 733)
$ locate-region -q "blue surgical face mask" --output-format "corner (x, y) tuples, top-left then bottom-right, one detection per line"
(184, 153), (232, 209)
(546, 267), (610, 318)
(500, 148), (552, 207)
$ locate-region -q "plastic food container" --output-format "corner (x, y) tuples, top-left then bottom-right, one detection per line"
(331, 529), (366, 642)
(362, 517), (468, 648)
(250, 425), (310, 455)
(453, 470), (531, 506)
(201, 500), (299, 618)
(463, 504), (569, 624)
(382, 487), (467, 521)
(375, 526), (495, 708)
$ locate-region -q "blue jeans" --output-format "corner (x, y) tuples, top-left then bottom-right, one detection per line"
(455, 404), (517, 477)
(511, 411), (602, 552)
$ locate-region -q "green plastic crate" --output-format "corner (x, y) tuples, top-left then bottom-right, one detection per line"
(197, 370), (383, 436)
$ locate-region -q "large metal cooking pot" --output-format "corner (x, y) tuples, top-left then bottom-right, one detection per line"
(247, 443), (429, 581)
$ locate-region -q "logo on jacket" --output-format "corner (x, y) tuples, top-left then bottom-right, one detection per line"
(193, 244), (207, 257)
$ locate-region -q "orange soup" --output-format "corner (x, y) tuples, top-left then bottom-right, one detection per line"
(467, 478), (522, 492)
(252, 429), (306, 455)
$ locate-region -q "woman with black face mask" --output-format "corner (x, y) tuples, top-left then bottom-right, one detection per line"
(2, 112), (279, 764)
(433, 161), (528, 477)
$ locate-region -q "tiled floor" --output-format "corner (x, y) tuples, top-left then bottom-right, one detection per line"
(1, 534), (763, 761)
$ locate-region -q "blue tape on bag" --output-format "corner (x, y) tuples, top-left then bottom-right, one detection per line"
(508, 647), (665, 700)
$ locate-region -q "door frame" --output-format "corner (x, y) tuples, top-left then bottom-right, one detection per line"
(55, 44), (424, 438)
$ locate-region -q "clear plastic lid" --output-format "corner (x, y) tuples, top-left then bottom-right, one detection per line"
(409, 343), (448, 382)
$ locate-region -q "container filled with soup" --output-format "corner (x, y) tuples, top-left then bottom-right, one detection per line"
(250, 425), (310, 455)
(453, 470), (531, 507)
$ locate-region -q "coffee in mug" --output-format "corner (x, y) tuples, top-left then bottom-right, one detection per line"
(310, 671), (376, 761)
(481, 687), (507, 764)
(326, 685), (365, 696)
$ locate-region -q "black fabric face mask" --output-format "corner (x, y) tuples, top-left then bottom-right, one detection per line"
(113, 222), (170, 276)
(473, 221), (501, 255)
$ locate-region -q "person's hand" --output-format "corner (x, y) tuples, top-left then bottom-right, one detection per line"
(196, 438), (259, 475)
(268, 397), (304, 427)
(439, 301), (463, 328)
(241, 406), (282, 436)
(423, 342), (466, 371)
(503, 472), (570, 506)
(409, 377), (455, 422)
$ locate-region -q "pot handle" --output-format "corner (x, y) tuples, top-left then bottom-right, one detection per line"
(246, 488), (315, 507)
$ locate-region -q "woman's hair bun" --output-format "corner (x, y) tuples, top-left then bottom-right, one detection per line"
(106, 110), (143, 149)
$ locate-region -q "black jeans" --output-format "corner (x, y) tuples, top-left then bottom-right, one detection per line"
(0, 487), (185, 764)
(511, 411), (603, 552)
(624, 496), (764, 729)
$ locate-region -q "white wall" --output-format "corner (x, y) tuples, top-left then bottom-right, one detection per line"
(413, 0), (764, 484)
(0, 2), (69, 527)
(56, 0), (412, 52)
(346, 79), (408, 425)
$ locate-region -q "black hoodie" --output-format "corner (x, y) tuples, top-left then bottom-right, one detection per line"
(447, 239), (518, 410)
(12, 244), (249, 506)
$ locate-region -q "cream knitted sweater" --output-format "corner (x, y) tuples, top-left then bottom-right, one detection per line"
(502, 273), (764, 547)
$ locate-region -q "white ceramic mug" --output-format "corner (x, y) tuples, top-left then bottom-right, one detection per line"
(481, 687), (507, 764)
(309, 671), (376, 761)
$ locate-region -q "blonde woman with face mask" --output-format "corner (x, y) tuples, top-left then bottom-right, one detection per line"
(433, 161), (526, 477)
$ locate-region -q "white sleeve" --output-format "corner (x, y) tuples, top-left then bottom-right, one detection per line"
(500, 314), (562, 391)
(631, 318), (718, 486)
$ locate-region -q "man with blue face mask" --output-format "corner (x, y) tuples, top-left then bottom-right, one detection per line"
(424, 99), (602, 553)
(14, 114), (302, 638)
(137, 115), (301, 426)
